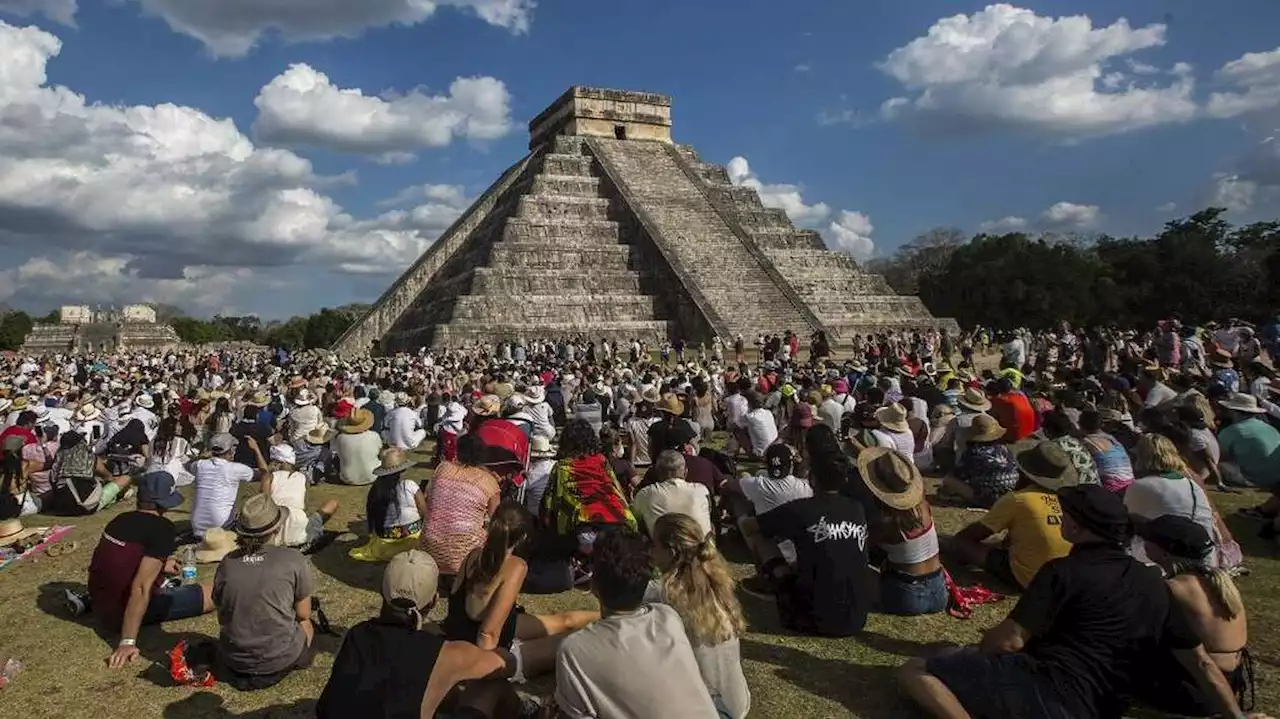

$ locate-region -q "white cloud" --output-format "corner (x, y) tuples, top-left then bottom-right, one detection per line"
(1210, 174), (1259, 213)
(127, 0), (534, 57)
(726, 156), (830, 227)
(1041, 201), (1101, 228)
(0, 20), (471, 312)
(978, 216), (1029, 233)
(815, 108), (870, 127)
(253, 64), (513, 160)
(0, 0), (76, 24)
(825, 211), (875, 260)
(794, 63), (812, 73)
(377, 183), (469, 209)
(877, 4), (1197, 137)
(1156, 201), (1178, 213)
(1206, 46), (1280, 119)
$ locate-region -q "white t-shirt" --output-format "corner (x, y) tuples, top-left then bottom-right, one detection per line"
(739, 473), (812, 564)
(386, 478), (422, 529)
(871, 428), (917, 465)
(269, 470), (311, 547)
(723, 394), (749, 429)
(190, 458), (255, 538)
(627, 417), (658, 466)
(146, 436), (196, 487)
(633, 479), (712, 537)
(332, 431), (383, 486)
(743, 409), (778, 457)
(1124, 473), (1218, 567)
(124, 407), (160, 440)
(818, 399), (844, 433)
(288, 404), (323, 445)
(384, 406), (426, 450)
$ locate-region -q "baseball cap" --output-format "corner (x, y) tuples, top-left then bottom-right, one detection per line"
(765, 443), (795, 479)
(269, 444), (297, 466)
(209, 433), (236, 454)
(138, 471), (183, 509)
(1136, 515), (1213, 561)
(383, 549), (439, 610)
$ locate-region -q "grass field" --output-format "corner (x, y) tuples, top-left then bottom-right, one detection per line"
(1, 439), (1276, 718)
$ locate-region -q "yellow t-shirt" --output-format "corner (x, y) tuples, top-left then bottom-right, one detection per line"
(980, 488), (1072, 587)
(999, 367), (1025, 389)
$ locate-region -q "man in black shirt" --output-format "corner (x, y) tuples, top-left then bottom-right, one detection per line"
(230, 406), (270, 467)
(899, 485), (1261, 719)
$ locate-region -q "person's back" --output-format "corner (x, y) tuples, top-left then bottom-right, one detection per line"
(1218, 416), (1280, 487)
(215, 544), (313, 676)
(979, 487), (1073, 588)
(990, 391), (1035, 442)
(334, 430), (381, 486)
(317, 617), (445, 719)
(191, 457), (254, 537)
(88, 510), (175, 629)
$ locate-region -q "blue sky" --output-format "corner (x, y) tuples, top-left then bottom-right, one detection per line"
(0, 0), (1277, 318)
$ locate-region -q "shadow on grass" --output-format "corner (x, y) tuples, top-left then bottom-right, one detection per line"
(740, 637), (907, 717)
(163, 692), (316, 718)
(308, 536), (383, 594)
(1224, 515), (1278, 562)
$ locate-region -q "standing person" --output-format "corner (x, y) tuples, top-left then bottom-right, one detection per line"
(86, 472), (215, 669)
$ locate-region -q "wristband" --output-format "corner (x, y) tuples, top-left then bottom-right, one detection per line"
(118, 638), (137, 647)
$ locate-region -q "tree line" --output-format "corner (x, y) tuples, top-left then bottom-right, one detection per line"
(865, 208), (1280, 331)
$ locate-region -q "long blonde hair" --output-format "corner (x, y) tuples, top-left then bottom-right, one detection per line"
(1198, 567), (1246, 620)
(1135, 434), (1192, 476)
(652, 513), (746, 646)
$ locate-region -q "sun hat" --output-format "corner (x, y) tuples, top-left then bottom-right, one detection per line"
(383, 549), (440, 610)
(74, 403), (101, 422)
(0, 518), (47, 548)
(235, 494), (285, 538)
(965, 414), (1006, 443)
(656, 393), (685, 416)
(1058, 485), (1131, 546)
(957, 388), (992, 412)
(246, 391), (271, 407)
(208, 433), (237, 455)
(765, 443), (795, 479)
(194, 528), (238, 563)
(394, 391), (411, 407)
(1222, 392), (1267, 414)
(1210, 348), (1234, 368)
(780, 384), (797, 399)
(293, 389), (316, 406)
(374, 447), (415, 477)
(134, 394), (154, 409)
(790, 402), (815, 429)
(289, 376), (308, 390)
(855, 447), (925, 511)
(874, 403), (910, 433)
(529, 435), (555, 459)
(341, 408), (375, 434)
(640, 386), (661, 404)
(1136, 515), (1214, 561)
(305, 424), (334, 445)
(269, 444), (297, 466)
(520, 384), (546, 404)
(138, 471), (184, 509)
(1015, 441), (1080, 491)
(472, 394), (501, 417)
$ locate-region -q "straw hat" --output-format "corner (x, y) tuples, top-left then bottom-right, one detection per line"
(234, 494), (284, 538)
(855, 447), (924, 511)
(966, 414), (1006, 443)
(0, 399), (10, 414)
(1210, 348), (1234, 368)
(74, 403), (101, 422)
(472, 394), (501, 417)
(194, 528), (237, 563)
(529, 435), (555, 459)
(305, 424), (333, 445)
(1015, 441), (1080, 492)
(957, 387), (992, 412)
(639, 386), (661, 404)
(874, 403), (910, 433)
(293, 389), (316, 406)
(341, 408), (375, 434)
(0, 518), (46, 548)
(373, 447), (415, 477)
(134, 394), (154, 409)
(656, 393), (685, 416)
(246, 391), (270, 407)
(1222, 392), (1267, 414)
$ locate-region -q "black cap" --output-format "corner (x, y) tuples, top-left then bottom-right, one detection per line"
(765, 443), (794, 479)
(1136, 515), (1213, 560)
(1058, 485), (1132, 546)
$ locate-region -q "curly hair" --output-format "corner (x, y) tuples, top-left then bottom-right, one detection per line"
(804, 424), (851, 492)
(558, 419), (601, 459)
(653, 513), (747, 646)
(591, 527), (652, 611)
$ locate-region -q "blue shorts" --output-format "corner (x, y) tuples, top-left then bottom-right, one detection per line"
(926, 648), (1074, 719)
(141, 583), (206, 626)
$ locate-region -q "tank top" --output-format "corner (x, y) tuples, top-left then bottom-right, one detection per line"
(882, 522), (940, 566)
(316, 619), (444, 719)
(441, 555), (519, 649)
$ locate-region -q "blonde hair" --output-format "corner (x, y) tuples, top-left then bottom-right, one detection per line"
(653, 513), (746, 646)
(1203, 568), (1246, 620)
(1135, 434), (1191, 476)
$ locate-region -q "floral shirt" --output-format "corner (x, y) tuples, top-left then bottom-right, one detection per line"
(956, 442), (1019, 508)
(1052, 436), (1099, 486)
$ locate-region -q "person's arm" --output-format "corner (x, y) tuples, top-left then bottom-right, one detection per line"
(413, 486), (429, 522)
(108, 556), (164, 668)
(294, 596), (312, 633)
(979, 617), (1032, 653)
(1172, 647), (1253, 718)
(954, 521), (996, 546)
(260, 470), (273, 498)
(246, 437), (268, 477)
(476, 559), (528, 650)
(422, 642), (515, 717)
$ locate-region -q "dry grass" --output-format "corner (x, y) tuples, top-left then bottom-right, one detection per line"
(1, 438), (1277, 718)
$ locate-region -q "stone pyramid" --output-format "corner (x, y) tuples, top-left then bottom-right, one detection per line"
(334, 87), (953, 355)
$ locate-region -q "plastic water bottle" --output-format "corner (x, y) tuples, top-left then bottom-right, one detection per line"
(0, 658), (22, 689)
(181, 547), (197, 584)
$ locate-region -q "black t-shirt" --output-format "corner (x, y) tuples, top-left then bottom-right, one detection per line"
(230, 420), (269, 467)
(638, 454), (724, 497)
(757, 492), (872, 636)
(316, 619), (445, 719)
(1009, 543), (1202, 718)
(88, 511), (176, 625)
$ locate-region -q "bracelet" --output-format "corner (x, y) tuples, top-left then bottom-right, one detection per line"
(118, 638), (137, 647)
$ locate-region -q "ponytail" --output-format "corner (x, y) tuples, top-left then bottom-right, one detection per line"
(1203, 568), (1246, 620)
(653, 514), (747, 646)
(471, 502), (529, 589)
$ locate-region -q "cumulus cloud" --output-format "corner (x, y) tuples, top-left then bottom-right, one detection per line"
(1157, 201), (1178, 214)
(0, 20), (471, 312)
(826, 211), (875, 260)
(0, 0), (76, 24)
(977, 216), (1029, 233)
(126, 0), (534, 57)
(877, 4), (1197, 137)
(978, 202), (1102, 233)
(1206, 47), (1280, 119)
(253, 64), (513, 160)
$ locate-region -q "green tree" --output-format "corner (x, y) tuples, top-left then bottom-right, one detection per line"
(0, 311), (33, 350)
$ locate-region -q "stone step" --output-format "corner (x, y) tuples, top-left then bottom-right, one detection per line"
(811, 297), (937, 317)
(488, 243), (637, 270)
(551, 135), (588, 156)
(471, 268), (648, 295)
(765, 249), (861, 271)
(541, 154), (595, 177)
(693, 162), (731, 185)
(432, 320), (674, 346)
(502, 218), (621, 244)
(791, 275), (896, 296)
(528, 174), (603, 198)
(451, 294), (661, 323)
(734, 208), (793, 230)
(746, 228), (823, 250)
(515, 195), (612, 222)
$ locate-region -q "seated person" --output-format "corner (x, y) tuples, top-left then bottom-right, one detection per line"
(900, 486), (1258, 719)
(722, 443), (812, 595)
(85, 472), (215, 669)
(46, 430), (133, 516)
(632, 450), (712, 537)
(648, 513), (751, 719)
(350, 447), (427, 562)
(442, 503), (598, 679)
(262, 444), (338, 550)
(941, 415), (1018, 508)
(988, 377), (1036, 443)
(316, 550), (524, 719)
(190, 433), (267, 538)
(545, 527), (723, 718)
(213, 494), (316, 690)
(947, 442), (1078, 590)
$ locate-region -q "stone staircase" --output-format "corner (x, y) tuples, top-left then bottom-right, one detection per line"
(587, 138), (815, 339)
(673, 145), (958, 338)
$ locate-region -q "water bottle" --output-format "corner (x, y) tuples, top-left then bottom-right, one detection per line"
(0, 658), (22, 689)
(181, 547), (197, 584)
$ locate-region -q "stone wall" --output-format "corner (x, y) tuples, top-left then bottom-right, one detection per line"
(529, 87), (673, 149)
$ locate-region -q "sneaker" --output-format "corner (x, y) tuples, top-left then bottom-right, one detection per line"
(64, 589), (87, 617)
(739, 574), (777, 601)
(516, 696), (543, 719)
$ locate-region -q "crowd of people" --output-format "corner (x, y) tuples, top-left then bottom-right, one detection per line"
(0, 322), (1275, 718)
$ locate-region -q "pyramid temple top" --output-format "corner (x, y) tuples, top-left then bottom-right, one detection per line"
(529, 86), (673, 149)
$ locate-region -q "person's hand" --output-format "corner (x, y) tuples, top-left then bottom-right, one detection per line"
(107, 644), (139, 669)
(163, 556), (179, 575)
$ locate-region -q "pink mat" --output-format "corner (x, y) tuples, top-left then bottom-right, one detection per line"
(0, 526), (74, 571)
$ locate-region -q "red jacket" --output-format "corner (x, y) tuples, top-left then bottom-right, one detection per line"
(990, 391), (1036, 442)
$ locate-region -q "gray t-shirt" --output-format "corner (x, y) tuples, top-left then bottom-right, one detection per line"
(214, 545), (315, 674)
(643, 582), (751, 719)
(555, 604), (719, 719)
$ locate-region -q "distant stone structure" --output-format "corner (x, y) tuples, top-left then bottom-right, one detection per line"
(334, 86), (955, 355)
(22, 304), (180, 354)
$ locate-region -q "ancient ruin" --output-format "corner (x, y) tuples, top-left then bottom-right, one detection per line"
(21, 304), (181, 354)
(334, 87), (954, 355)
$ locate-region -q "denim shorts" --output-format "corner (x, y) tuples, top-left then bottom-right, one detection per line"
(880, 569), (948, 616)
(926, 648), (1074, 719)
(142, 583), (206, 626)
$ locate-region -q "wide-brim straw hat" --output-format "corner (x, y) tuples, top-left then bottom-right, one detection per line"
(1015, 441), (1081, 492)
(134, 394), (154, 409)
(1222, 392), (1267, 414)
(529, 435), (555, 458)
(234, 494), (285, 538)
(1210, 348), (1234, 368)
(341, 408), (375, 434)
(656, 393), (685, 416)
(855, 447), (924, 511)
(966, 414), (1006, 443)
(293, 389), (316, 406)
(0, 518), (46, 548)
(305, 424), (334, 445)
(472, 394), (502, 417)
(194, 528), (237, 563)
(958, 387), (992, 412)
(74, 404), (101, 421)
(874, 403), (910, 433)
(373, 447), (415, 477)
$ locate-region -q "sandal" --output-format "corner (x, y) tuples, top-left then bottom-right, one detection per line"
(45, 541), (78, 558)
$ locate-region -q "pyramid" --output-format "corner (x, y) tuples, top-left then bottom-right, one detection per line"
(333, 87), (954, 355)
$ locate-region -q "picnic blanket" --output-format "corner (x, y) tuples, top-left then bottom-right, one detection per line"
(0, 526), (73, 571)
